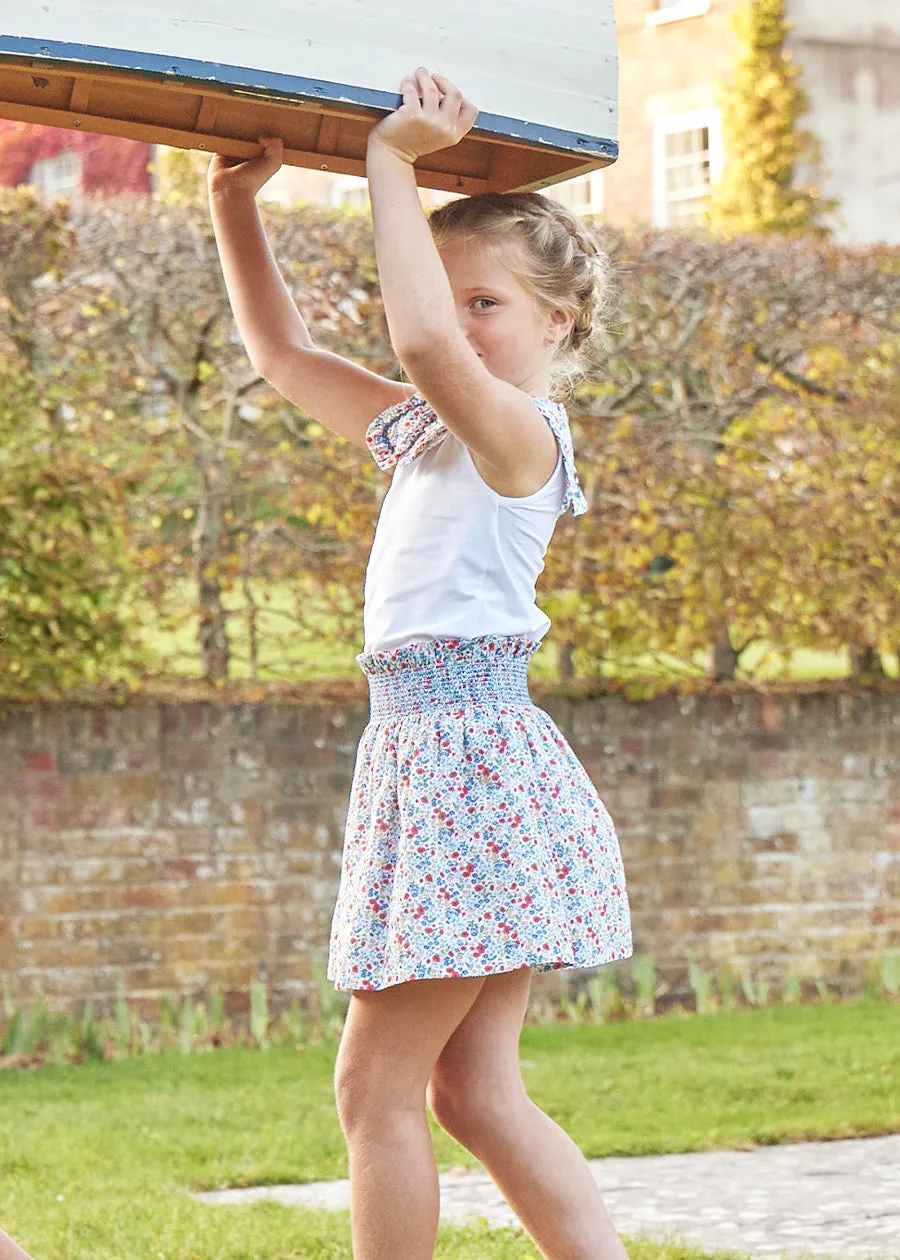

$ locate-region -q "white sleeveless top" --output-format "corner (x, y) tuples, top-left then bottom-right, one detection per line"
(362, 393), (589, 655)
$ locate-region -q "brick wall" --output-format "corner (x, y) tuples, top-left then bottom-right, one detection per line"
(2, 687), (898, 1016)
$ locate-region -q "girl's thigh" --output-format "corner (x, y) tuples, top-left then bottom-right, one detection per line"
(334, 972), (490, 1109)
(429, 964), (533, 1102)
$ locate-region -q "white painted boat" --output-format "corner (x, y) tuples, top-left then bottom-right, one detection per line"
(0, 0), (618, 192)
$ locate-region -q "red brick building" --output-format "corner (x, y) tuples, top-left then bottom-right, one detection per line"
(0, 120), (152, 199)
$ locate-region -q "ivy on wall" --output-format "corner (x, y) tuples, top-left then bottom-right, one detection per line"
(708, 0), (837, 236)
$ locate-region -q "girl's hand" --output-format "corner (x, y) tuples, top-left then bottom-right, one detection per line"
(368, 68), (478, 164)
(208, 136), (284, 197)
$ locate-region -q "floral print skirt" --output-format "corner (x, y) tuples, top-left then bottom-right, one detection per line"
(326, 635), (632, 992)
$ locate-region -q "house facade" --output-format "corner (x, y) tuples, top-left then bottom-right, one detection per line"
(786, 0), (900, 245)
(603, 0), (900, 244)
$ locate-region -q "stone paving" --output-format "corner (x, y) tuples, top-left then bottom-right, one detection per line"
(194, 1133), (900, 1258)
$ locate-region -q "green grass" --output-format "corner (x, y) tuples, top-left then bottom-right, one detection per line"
(135, 582), (362, 681)
(134, 581), (564, 684)
(135, 579), (899, 686)
(2, 1002), (897, 1258)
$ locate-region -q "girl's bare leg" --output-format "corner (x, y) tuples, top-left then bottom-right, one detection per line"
(334, 973), (489, 1260)
(0, 1229), (34, 1260)
(440, 1090), (628, 1258)
(427, 966), (629, 1259)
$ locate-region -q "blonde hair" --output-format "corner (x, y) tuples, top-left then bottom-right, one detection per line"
(428, 190), (612, 396)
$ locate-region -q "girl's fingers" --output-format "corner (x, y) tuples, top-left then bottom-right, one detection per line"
(258, 137), (282, 166)
(415, 66), (442, 113)
(388, 67), (477, 148)
(431, 72), (462, 106)
(430, 72), (474, 135)
(458, 98), (480, 134)
(400, 75), (420, 110)
(435, 88), (462, 124)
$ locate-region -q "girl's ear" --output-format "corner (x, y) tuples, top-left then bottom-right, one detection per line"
(545, 307), (574, 348)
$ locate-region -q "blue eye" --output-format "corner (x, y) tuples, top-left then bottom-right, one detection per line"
(472, 298), (496, 310)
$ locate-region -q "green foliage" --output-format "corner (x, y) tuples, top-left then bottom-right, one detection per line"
(148, 144), (211, 206)
(881, 951), (900, 997)
(0, 186), (72, 310)
(6, 954), (900, 1072)
(630, 955), (659, 1018)
(546, 231), (900, 693)
(1, 192), (897, 697)
(782, 975), (802, 1005)
(249, 977), (271, 1050)
(687, 956), (714, 1016)
(0, 363), (146, 695)
(708, 0), (837, 236)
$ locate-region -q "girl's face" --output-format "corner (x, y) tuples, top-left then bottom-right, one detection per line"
(437, 233), (570, 395)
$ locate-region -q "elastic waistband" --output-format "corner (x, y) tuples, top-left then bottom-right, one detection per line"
(357, 635), (539, 721)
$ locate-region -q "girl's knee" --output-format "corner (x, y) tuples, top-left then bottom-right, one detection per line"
(334, 1061), (380, 1132)
(335, 1059), (424, 1134)
(426, 1071), (526, 1147)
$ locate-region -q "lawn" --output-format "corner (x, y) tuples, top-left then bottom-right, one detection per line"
(1, 1002), (897, 1259)
(134, 579), (900, 686)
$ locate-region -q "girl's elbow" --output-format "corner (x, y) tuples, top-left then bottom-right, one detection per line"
(253, 336), (314, 381)
(393, 328), (456, 369)
(393, 339), (429, 369)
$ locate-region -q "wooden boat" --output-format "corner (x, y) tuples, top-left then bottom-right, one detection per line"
(0, 1), (618, 193)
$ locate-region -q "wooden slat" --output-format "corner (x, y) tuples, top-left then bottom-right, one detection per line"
(315, 113), (339, 155)
(487, 145), (526, 192)
(194, 95), (220, 133)
(14, 58), (369, 122)
(68, 77), (91, 113)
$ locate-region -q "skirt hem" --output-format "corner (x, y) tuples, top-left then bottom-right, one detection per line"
(327, 945), (634, 993)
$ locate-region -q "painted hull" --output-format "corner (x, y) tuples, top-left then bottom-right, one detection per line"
(0, 1), (618, 192)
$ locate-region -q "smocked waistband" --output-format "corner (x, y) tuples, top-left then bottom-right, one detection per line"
(357, 635), (538, 721)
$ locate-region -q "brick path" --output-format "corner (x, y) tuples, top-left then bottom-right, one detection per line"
(194, 1133), (900, 1257)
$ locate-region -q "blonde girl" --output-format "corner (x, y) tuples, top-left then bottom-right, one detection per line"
(209, 67), (632, 1260)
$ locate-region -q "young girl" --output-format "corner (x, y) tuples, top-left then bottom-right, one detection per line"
(209, 67), (632, 1260)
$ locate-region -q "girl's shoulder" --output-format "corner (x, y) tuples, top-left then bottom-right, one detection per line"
(531, 397), (589, 518)
(366, 390), (589, 517)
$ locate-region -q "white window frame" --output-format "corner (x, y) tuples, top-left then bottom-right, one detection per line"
(29, 149), (82, 198)
(550, 169), (605, 219)
(328, 173), (369, 210)
(652, 107), (723, 229)
(646, 0), (711, 27)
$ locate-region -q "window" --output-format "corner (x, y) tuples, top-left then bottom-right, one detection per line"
(329, 174), (369, 211)
(550, 170), (605, 219)
(652, 109), (722, 228)
(646, 0), (711, 26)
(29, 149), (82, 200)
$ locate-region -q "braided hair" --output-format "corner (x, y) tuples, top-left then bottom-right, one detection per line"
(428, 190), (612, 396)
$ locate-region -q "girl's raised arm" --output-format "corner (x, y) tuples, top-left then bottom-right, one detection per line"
(208, 139), (413, 449)
(366, 72), (559, 481)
